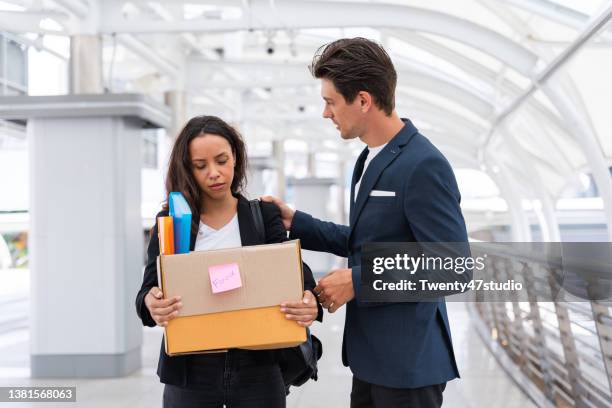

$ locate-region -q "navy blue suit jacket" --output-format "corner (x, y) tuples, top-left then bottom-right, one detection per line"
(290, 119), (469, 388)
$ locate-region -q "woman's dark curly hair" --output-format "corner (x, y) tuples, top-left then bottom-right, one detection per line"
(164, 115), (248, 235)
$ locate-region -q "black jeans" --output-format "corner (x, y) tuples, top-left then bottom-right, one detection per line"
(350, 376), (446, 408)
(163, 349), (285, 408)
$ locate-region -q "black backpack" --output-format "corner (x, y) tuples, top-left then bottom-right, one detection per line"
(248, 199), (323, 394)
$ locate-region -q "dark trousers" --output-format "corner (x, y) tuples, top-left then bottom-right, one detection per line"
(350, 376), (446, 408)
(163, 349), (285, 408)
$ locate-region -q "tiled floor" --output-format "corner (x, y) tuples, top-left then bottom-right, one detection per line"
(284, 302), (536, 408)
(0, 268), (535, 407)
(0, 309), (535, 408)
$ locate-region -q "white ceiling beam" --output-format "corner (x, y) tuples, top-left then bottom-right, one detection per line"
(35, 0), (184, 80)
(2, 31), (68, 60)
(235, 89), (487, 138)
(188, 40), (567, 138)
(0, 9), (69, 33)
(187, 48), (569, 177)
(116, 34), (181, 78)
(118, 0), (245, 7)
(406, 110), (482, 145)
(0, 0), (29, 7)
(98, 0), (538, 75)
(187, 76), (313, 89)
(192, 91), (237, 112)
(483, 3), (612, 147)
(384, 29), (570, 137)
(501, 0), (612, 42)
(473, 0), (589, 172)
(186, 58), (495, 118)
(52, 0), (89, 19)
(146, 2), (205, 56)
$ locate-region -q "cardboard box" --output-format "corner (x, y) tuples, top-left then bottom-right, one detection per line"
(157, 240), (306, 355)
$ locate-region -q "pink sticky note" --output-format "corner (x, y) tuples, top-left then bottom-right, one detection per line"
(209, 262), (242, 293)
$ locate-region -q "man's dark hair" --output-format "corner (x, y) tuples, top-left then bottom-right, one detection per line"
(310, 37), (397, 116)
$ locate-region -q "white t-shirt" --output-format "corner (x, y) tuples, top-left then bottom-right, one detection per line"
(355, 142), (388, 201)
(194, 213), (242, 251)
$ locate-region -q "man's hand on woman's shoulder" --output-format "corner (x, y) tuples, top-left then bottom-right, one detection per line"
(260, 196), (295, 231)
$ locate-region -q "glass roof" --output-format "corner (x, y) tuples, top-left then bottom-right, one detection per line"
(1, 0), (611, 238)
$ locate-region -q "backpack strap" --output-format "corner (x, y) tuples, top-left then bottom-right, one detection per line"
(249, 199), (266, 243)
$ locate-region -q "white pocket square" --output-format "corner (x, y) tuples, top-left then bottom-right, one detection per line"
(370, 190), (396, 197)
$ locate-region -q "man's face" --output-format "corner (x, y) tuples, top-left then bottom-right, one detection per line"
(320, 78), (363, 140)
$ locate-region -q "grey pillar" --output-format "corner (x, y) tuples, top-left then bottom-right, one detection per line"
(273, 140), (286, 201)
(246, 156), (275, 199)
(164, 90), (187, 138)
(288, 177), (336, 274)
(307, 151), (316, 177)
(0, 94), (171, 378)
(70, 35), (103, 94)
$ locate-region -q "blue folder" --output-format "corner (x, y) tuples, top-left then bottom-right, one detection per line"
(169, 192), (192, 254)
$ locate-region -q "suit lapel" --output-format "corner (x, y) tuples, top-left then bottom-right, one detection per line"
(348, 120), (419, 237)
(350, 147), (370, 208)
(350, 147), (400, 226)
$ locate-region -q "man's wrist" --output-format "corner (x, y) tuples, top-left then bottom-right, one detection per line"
(289, 210), (304, 237)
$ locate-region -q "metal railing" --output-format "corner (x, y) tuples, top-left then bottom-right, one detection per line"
(469, 250), (612, 408)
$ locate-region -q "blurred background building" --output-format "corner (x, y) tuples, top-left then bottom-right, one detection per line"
(0, 1), (611, 407)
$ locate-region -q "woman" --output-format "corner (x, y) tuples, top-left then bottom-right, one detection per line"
(135, 116), (321, 408)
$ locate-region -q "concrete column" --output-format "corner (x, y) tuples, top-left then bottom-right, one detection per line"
(246, 156), (274, 199)
(69, 35), (103, 94)
(0, 94), (171, 377)
(289, 177), (336, 274)
(164, 90), (187, 138)
(273, 140), (286, 201)
(307, 151), (316, 177)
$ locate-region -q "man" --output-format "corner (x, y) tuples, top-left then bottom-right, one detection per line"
(264, 38), (468, 407)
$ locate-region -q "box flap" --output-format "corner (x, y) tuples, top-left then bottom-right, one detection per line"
(160, 240), (303, 317)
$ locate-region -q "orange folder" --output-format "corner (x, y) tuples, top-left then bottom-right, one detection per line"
(157, 216), (175, 255)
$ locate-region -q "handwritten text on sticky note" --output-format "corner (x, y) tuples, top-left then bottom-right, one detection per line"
(209, 262), (242, 293)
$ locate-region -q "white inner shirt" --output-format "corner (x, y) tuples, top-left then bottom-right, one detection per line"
(194, 213), (242, 251)
(354, 142), (388, 201)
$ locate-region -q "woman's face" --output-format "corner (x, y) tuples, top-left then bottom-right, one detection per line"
(189, 133), (236, 202)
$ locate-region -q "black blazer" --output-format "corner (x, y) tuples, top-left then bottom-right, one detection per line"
(135, 194), (322, 386)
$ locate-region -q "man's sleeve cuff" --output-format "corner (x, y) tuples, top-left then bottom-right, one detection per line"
(289, 210), (313, 240)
